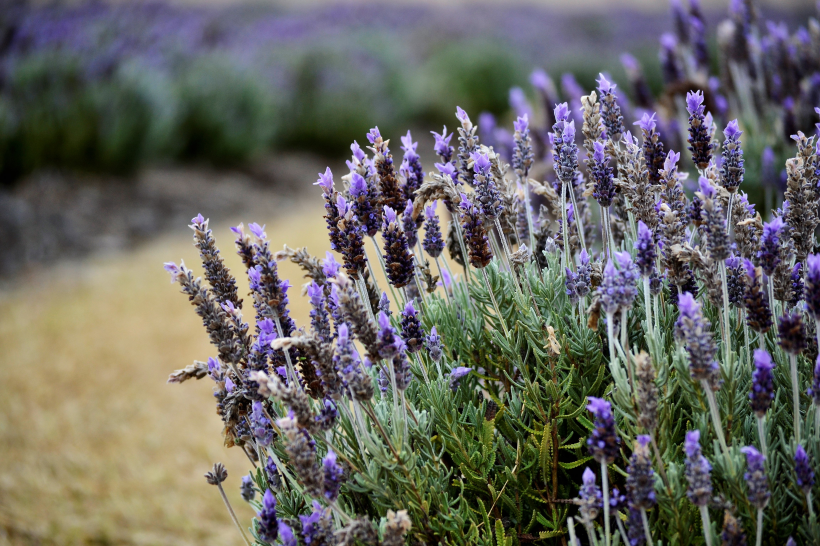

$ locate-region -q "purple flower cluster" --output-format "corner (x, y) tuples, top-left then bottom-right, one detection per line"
(720, 120), (745, 192)
(750, 349), (775, 417)
(381, 206), (415, 288)
(683, 430), (712, 507)
(741, 446), (770, 510)
(626, 435), (656, 510)
(422, 203), (445, 259)
(685, 91), (713, 169)
(590, 140), (617, 208)
(794, 444), (815, 496)
(577, 467), (602, 525)
(634, 221), (657, 278)
(458, 192), (493, 269)
(586, 397), (620, 465)
(675, 292), (721, 390)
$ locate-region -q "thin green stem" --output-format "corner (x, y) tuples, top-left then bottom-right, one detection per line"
(216, 482), (253, 546)
(699, 505), (713, 546)
(790, 353), (801, 440)
(756, 415), (767, 458)
(567, 180), (587, 254)
(755, 508), (763, 546)
(523, 178), (537, 251)
(601, 462), (611, 546)
(701, 380), (731, 462)
(641, 508), (652, 546)
(369, 236), (401, 305)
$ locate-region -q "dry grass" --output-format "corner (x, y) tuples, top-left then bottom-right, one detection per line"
(0, 199), (332, 545)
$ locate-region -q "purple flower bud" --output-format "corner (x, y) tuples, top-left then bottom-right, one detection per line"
(449, 367), (472, 390)
(427, 326), (443, 363)
(257, 489), (278, 542)
(458, 192), (493, 269)
(300, 501), (334, 545)
(367, 126), (382, 145)
(794, 444), (815, 496)
(323, 252), (341, 278)
(634, 112), (656, 132)
(596, 73), (616, 95)
(576, 467), (602, 525)
(554, 102), (570, 123)
(436, 162), (457, 178)
(749, 349), (775, 416)
(808, 356), (820, 406)
(381, 206), (415, 288)
(400, 300), (425, 354)
(758, 217), (785, 277)
(514, 114), (529, 133)
(686, 90), (713, 169)
(635, 221), (657, 278)
(778, 312), (807, 355)
(586, 397), (620, 464)
(377, 311), (399, 360)
(422, 202), (445, 259)
(741, 445), (770, 510)
(431, 127), (454, 163)
(590, 140), (616, 208)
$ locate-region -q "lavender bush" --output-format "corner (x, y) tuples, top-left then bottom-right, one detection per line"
(165, 2), (820, 545)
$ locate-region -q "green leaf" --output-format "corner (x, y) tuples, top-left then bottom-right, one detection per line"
(558, 456), (593, 469)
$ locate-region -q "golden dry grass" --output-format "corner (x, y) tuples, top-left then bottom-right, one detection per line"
(0, 198), (332, 545)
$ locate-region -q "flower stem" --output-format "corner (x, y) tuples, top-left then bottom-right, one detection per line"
(790, 353), (801, 440)
(523, 178), (537, 251)
(643, 277), (653, 335)
(701, 380), (730, 460)
(369, 236), (401, 305)
(756, 415), (767, 458)
(755, 508), (763, 546)
(560, 180), (570, 270)
(567, 179), (587, 254)
(719, 262), (732, 371)
(216, 482), (253, 546)
(641, 508), (652, 546)
(601, 462), (611, 546)
(699, 505), (713, 546)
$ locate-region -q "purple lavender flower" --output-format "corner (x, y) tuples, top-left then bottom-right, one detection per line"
(279, 522), (297, 546)
(686, 90), (713, 169)
(431, 127), (454, 164)
(449, 367), (472, 390)
(590, 140), (617, 208)
(675, 292), (721, 390)
(790, 262), (804, 308)
(749, 349), (775, 417)
(459, 192), (493, 269)
(634, 221), (657, 278)
(315, 168), (343, 251)
(377, 311), (400, 360)
(758, 218), (786, 278)
(401, 130), (423, 203)
(741, 446), (770, 510)
(257, 489), (278, 543)
(315, 398), (338, 432)
(427, 326), (443, 363)
(626, 435), (656, 510)
(615, 251), (640, 311)
(720, 120), (745, 193)
(565, 249), (592, 304)
(660, 33), (684, 85)
(683, 430), (712, 506)
(322, 450), (344, 502)
(597, 73), (624, 141)
(400, 300), (425, 353)
(471, 152), (503, 220)
(369, 127), (404, 213)
(392, 345), (412, 391)
(576, 467), (602, 525)
(422, 202), (445, 259)
(323, 252), (341, 279)
(336, 195), (366, 277)
(335, 323), (373, 402)
(634, 112), (665, 185)
(794, 444), (815, 496)
(265, 456), (280, 490)
(308, 282), (331, 343)
(401, 200), (419, 249)
(596, 261), (622, 316)
(689, 16), (709, 72)
(805, 254), (820, 320)
(553, 119), (579, 186)
(778, 312), (807, 355)
(349, 172), (380, 237)
(300, 501), (334, 545)
(382, 205), (415, 288)
(240, 475), (255, 502)
(513, 114), (534, 182)
(586, 397), (620, 465)
(697, 176), (730, 261)
(251, 400), (273, 447)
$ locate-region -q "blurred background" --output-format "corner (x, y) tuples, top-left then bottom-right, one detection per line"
(0, 0), (815, 544)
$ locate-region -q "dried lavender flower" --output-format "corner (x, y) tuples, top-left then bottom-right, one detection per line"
(369, 127), (404, 213)
(427, 326), (443, 363)
(720, 510), (747, 545)
(686, 90), (713, 169)
(743, 261), (772, 334)
(382, 510), (412, 546)
(251, 400), (273, 447)
(778, 312), (807, 355)
(635, 352), (658, 433)
(205, 462), (228, 485)
(626, 435), (656, 510)
(586, 397), (620, 465)
(741, 446), (770, 510)
(336, 519), (378, 546)
(512, 114), (534, 182)
(675, 292), (721, 390)
(278, 415), (323, 498)
(684, 430), (712, 507)
(190, 214), (241, 308)
(809, 357), (820, 406)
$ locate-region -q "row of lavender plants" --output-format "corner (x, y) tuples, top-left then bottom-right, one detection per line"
(1, 1), (814, 187)
(164, 1), (820, 545)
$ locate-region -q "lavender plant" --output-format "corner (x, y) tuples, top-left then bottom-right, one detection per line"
(164, 6), (820, 545)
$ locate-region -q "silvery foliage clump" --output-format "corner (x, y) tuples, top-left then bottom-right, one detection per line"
(164, 4), (820, 545)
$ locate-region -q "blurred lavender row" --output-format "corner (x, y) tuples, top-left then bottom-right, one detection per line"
(0, 0), (808, 186)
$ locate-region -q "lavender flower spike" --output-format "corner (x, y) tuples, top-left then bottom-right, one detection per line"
(322, 450), (344, 502)
(741, 446), (770, 510)
(634, 220), (657, 278)
(720, 119), (744, 193)
(675, 292), (721, 390)
(449, 367), (472, 390)
(400, 300), (425, 353)
(586, 397), (620, 464)
(758, 217), (785, 277)
(749, 349), (775, 417)
(626, 435), (656, 510)
(684, 430), (712, 507)
(381, 205), (415, 288)
(686, 90), (713, 169)
(794, 444), (815, 497)
(422, 202), (445, 259)
(590, 140), (616, 208)
(257, 489), (279, 543)
(805, 254), (820, 321)
(459, 192), (493, 269)
(809, 356), (820, 406)
(576, 467), (602, 526)
(597, 73), (624, 141)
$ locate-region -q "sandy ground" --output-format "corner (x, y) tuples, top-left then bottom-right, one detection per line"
(0, 197), (333, 545)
